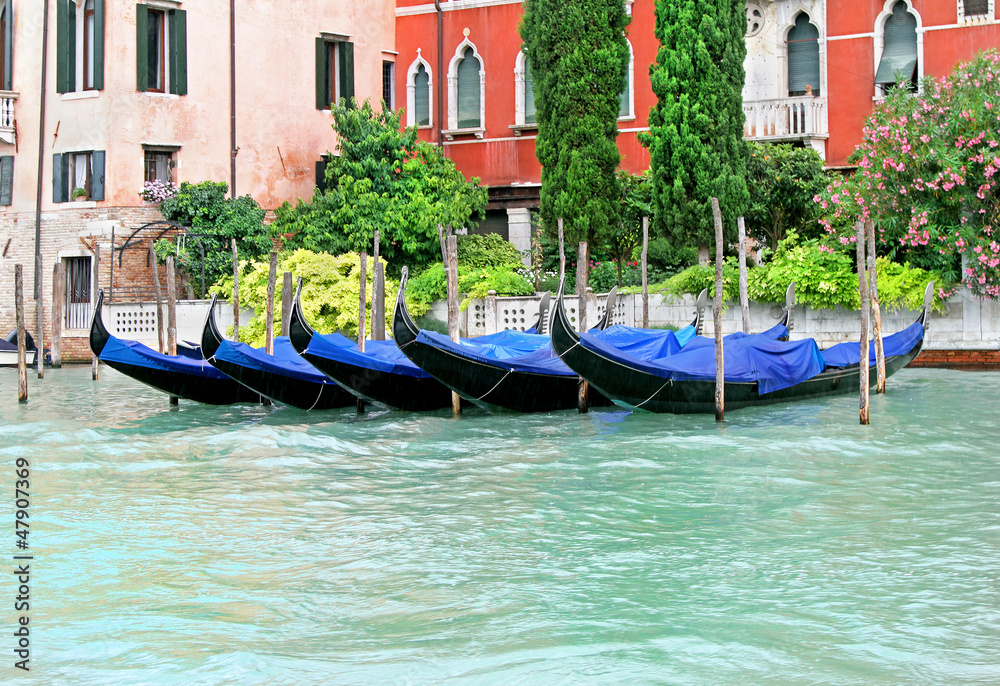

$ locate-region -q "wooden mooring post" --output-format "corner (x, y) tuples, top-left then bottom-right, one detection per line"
(166, 255), (178, 405)
(265, 250), (277, 355)
(558, 218), (566, 286)
(357, 251), (368, 414)
(150, 247), (165, 353)
(856, 221), (870, 425)
(35, 294), (44, 379)
(372, 230), (385, 340)
(641, 216), (649, 328)
(51, 262), (64, 368)
(737, 216), (750, 334)
(711, 198), (725, 422)
(15, 264), (27, 402)
(281, 271), (293, 337)
(92, 244), (100, 380)
(446, 233), (462, 417)
(865, 221), (886, 393)
(231, 239), (240, 341)
(576, 240), (590, 413)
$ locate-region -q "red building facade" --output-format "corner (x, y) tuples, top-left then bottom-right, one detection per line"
(395, 0), (1000, 247)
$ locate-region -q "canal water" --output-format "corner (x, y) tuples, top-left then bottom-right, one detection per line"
(0, 366), (998, 685)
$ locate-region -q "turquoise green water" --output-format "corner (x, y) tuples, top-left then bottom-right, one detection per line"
(1, 366), (998, 685)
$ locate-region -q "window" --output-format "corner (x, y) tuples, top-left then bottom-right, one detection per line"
(315, 37), (354, 109)
(963, 0), (991, 19)
(382, 61), (395, 110)
(524, 58), (536, 124)
(787, 13), (821, 96)
(0, 155), (12, 206)
(65, 256), (92, 330)
(407, 55), (432, 128)
(144, 150), (173, 184)
(52, 151), (105, 202)
(514, 51), (536, 127)
(316, 154), (331, 193)
(0, 1), (11, 91)
(875, 1), (918, 94)
(619, 40), (634, 119)
(456, 47), (481, 128)
(136, 4), (187, 95)
(58, 0), (105, 93)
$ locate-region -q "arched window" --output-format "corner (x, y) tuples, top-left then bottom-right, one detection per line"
(406, 53), (432, 128)
(456, 47), (481, 128)
(514, 51), (536, 127)
(524, 57), (536, 124)
(619, 39), (634, 119)
(876, 1), (918, 92)
(787, 13), (820, 96)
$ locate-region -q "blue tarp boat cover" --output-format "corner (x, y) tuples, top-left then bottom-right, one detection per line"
(415, 329), (576, 375)
(578, 327), (826, 395)
(820, 321), (924, 367)
(304, 331), (436, 378)
(100, 336), (232, 379)
(211, 336), (337, 385)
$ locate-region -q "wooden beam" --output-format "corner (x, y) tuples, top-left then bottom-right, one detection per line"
(358, 251), (367, 353)
(281, 271), (293, 337)
(856, 221), (870, 425)
(166, 255), (177, 356)
(641, 216), (649, 328)
(576, 240), (589, 413)
(866, 221), (886, 394)
(711, 198), (725, 422)
(265, 250), (277, 355)
(446, 234), (461, 416)
(51, 262), (64, 368)
(231, 239), (240, 341)
(150, 247), (165, 353)
(737, 216), (750, 334)
(15, 264), (27, 402)
(92, 244), (100, 380)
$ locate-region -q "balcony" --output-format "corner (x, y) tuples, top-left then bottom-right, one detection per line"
(0, 91), (16, 145)
(743, 95), (827, 147)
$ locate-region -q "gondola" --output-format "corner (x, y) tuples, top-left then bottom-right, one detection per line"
(1, 330), (36, 367)
(287, 283), (459, 411)
(550, 279), (931, 414)
(89, 290), (262, 405)
(393, 267), (615, 412)
(200, 295), (355, 410)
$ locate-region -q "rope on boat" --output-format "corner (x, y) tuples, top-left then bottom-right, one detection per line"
(306, 385), (326, 411)
(477, 368), (514, 401)
(635, 377), (673, 409)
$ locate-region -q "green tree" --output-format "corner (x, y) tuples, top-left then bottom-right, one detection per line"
(155, 181), (271, 292)
(605, 169), (651, 286)
(274, 99), (488, 273)
(745, 142), (829, 251)
(520, 0), (631, 249)
(641, 0), (749, 261)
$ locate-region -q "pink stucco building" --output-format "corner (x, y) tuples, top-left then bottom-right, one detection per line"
(0, 0), (395, 360)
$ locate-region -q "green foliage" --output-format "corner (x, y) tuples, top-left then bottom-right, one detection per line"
(644, 236), (698, 275)
(406, 260), (533, 313)
(273, 100), (488, 274)
(746, 239), (859, 311)
(875, 258), (943, 311)
(405, 263), (447, 312)
(157, 181), (271, 292)
(210, 249), (408, 345)
(746, 141), (829, 250)
(456, 233), (523, 270)
(520, 0), (631, 247)
(820, 51), (1000, 297)
(651, 262), (739, 301)
(603, 170), (652, 286)
(641, 0), (749, 252)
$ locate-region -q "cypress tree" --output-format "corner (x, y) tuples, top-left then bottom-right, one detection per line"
(520, 0), (631, 248)
(641, 0), (749, 259)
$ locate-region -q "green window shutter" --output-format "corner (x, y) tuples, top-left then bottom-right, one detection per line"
(414, 64), (430, 126)
(787, 13), (820, 95)
(0, 155), (13, 206)
(168, 9), (187, 95)
(52, 153), (68, 203)
(91, 151), (105, 201)
(93, 0), (104, 90)
(136, 4), (148, 91)
(457, 48), (481, 128)
(56, 0), (76, 93)
(524, 57), (536, 124)
(2, 0), (12, 91)
(316, 158), (328, 193)
(339, 41), (354, 106)
(876, 2), (917, 85)
(619, 73), (630, 118)
(315, 37), (329, 109)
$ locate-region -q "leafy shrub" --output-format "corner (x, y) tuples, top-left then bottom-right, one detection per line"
(651, 262), (739, 301)
(456, 233), (523, 270)
(210, 249), (412, 345)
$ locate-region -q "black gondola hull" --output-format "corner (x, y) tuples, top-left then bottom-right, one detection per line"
(551, 293), (925, 414)
(298, 352), (454, 411)
(99, 358), (263, 405)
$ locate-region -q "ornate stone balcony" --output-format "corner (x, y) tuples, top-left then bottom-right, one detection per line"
(743, 95), (828, 146)
(0, 91), (17, 145)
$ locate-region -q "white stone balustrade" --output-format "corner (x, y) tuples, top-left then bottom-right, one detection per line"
(0, 91), (16, 144)
(743, 95), (827, 141)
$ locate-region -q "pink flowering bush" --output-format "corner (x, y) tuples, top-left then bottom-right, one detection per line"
(819, 51), (1000, 298)
(139, 180), (177, 203)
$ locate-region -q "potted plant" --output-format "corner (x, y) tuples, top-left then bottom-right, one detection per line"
(72, 187), (88, 202)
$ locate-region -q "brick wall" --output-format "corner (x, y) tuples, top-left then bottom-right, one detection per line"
(908, 350), (1000, 371)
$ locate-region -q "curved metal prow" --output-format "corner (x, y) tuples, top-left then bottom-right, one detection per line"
(693, 288), (708, 334)
(392, 266), (421, 345)
(200, 294), (224, 359)
(530, 291), (551, 335)
(287, 277), (317, 354)
(552, 275), (580, 344)
(918, 280), (934, 330)
(595, 286), (618, 330)
(88, 289), (110, 357)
